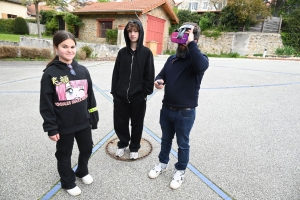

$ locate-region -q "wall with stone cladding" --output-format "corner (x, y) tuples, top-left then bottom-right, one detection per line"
(79, 14), (138, 43)
(167, 32), (283, 55)
(18, 36), (120, 57)
(78, 8), (172, 53)
(246, 33), (283, 55)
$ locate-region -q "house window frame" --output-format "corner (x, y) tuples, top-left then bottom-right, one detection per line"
(203, 1), (208, 10)
(190, 1), (198, 11)
(7, 14), (17, 18)
(96, 18), (115, 38)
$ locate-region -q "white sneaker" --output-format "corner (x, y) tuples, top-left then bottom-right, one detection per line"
(66, 186), (81, 196)
(130, 152), (138, 160)
(170, 170), (185, 189)
(81, 174), (93, 184)
(115, 147), (127, 157)
(148, 163), (167, 179)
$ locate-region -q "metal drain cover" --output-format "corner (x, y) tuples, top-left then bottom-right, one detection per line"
(106, 137), (153, 161)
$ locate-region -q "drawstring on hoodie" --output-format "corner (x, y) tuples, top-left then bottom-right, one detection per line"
(126, 51), (135, 103)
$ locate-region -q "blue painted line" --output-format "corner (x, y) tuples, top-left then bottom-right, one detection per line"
(0, 91), (39, 94)
(40, 130), (115, 200)
(214, 65), (300, 76)
(201, 82), (300, 90)
(92, 84), (113, 103)
(143, 126), (232, 200)
(0, 76), (40, 85)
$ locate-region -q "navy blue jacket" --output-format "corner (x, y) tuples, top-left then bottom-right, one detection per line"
(156, 41), (209, 108)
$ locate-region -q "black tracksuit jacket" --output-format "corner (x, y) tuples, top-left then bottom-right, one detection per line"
(111, 20), (155, 103)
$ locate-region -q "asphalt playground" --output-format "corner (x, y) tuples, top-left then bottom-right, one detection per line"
(0, 56), (299, 200)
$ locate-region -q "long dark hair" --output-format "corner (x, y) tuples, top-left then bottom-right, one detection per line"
(45, 30), (77, 69)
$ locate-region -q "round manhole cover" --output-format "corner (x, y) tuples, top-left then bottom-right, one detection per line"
(106, 137), (152, 161)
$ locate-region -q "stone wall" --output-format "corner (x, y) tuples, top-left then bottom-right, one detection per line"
(18, 36), (120, 57)
(0, 41), (19, 46)
(167, 32), (283, 56)
(2, 32), (283, 58)
(27, 23), (46, 35)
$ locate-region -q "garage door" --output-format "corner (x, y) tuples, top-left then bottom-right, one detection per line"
(146, 15), (165, 55)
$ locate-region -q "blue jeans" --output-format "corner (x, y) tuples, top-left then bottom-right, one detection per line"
(158, 105), (195, 170)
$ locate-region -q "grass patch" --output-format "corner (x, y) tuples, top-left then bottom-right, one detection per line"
(206, 52), (244, 58)
(0, 34), (52, 42)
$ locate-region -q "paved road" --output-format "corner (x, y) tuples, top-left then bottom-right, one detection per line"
(0, 57), (299, 200)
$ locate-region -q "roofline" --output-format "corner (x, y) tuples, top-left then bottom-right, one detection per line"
(73, 10), (143, 15)
(72, 0), (179, 24)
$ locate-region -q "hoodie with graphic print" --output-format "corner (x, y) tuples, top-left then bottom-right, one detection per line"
(111, 19), (155, 103)
(40, 60), (99, 136)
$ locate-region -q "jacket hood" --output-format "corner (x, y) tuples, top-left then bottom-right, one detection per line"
(43, 59), (78, 72)
(124, 19), (144, 52)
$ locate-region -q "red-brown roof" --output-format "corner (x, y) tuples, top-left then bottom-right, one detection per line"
(73, 0), (178, 24)
(27, 4), (56, 16)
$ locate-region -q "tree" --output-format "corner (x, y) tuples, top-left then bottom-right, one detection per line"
(268, 0), (300, 16)
(281, 8), (300, 52)
(226, 0), (271, 30)
(24, 0), (68, 38)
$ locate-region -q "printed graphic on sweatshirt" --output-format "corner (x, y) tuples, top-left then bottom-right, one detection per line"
(52, 75), (88, 106)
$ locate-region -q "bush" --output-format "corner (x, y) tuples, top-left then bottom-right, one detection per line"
(0, 45), (18, 58)
(40, 48), (52, 59)
(106, 28), (118, 45)
(202, 30), (222, 39)
(170, 10), (201, 34)
(80, 45), (93, 58)
(281, 8), (300, 53)
(199, 12), (217, 31)
(14, 17), (29, 35)
(0, 19), (15, 34)
(40, 10), (57, 25)
(20, 47), (41, 58)
(45, 17), (58, 36)
(275, 48), (284, 55)
(63, 13), (83, 35)
(76, 50), (86, 60)
(275, 46), (296, 56)
(219, 6), (240, 31)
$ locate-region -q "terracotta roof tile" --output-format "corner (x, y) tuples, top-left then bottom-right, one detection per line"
(74, 0), (165, 14)
(73, 0), (178, 24)
(27, 4), (56, 16)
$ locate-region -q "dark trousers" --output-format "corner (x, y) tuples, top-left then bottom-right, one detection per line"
(113, 97), (146, 152)
(55, 126), (93, 189)
(159, 106), (195, 170)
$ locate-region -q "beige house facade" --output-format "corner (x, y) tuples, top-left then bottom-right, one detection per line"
(0, 0), (28, 19)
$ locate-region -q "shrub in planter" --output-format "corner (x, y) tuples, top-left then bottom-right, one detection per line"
(14, 17), (29, 35)
(40, 48), (52, 59)
(80, 45), (93, 58)
(20, 47), (41, 59)
(0, 45), (18, 58)
(77, 50), (87, 60)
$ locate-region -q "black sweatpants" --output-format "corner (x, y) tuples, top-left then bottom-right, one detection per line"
(113, 97), (146, 152)
(55, 126), (93, 189)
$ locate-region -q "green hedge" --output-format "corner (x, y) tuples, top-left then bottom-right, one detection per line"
(0, 19), (15, 34)
(281, 8), (300, 53)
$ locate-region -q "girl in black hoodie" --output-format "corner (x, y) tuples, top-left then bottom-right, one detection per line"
(39, 30), (99, 196)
